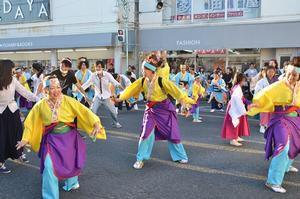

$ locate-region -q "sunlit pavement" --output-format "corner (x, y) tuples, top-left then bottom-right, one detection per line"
(1, 104), (299, 199)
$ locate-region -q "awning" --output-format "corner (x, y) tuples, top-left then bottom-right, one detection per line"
(0, 33), (115, 51)
(139, 21), (300, 51)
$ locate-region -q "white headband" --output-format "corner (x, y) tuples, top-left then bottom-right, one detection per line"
(43, 78), (60, 88)
(287, 64), (300, 74)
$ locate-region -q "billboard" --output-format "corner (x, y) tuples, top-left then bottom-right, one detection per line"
(163, 0), (260, 23)
(193, 0), (260, 21)
(0, 0), (51, 24)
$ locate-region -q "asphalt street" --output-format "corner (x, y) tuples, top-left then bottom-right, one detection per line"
(1, 104), (300, 199)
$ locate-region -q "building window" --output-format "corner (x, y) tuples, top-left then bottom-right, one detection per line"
(279, 56), (291, 69)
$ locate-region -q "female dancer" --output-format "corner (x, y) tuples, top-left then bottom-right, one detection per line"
(221, 73), (251, 146)
(0, 60), (39, 174)
(254, 65), (278, 133)
(190, 73), (205, 122)
(16, 75), (106, 199)
(117, 58), (194, 169)
(208, 71), (227, 112)
(248, 57), (300, 193)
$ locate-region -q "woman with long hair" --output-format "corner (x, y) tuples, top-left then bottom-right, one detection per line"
(0, 59), (39, 174)
(221, 73), (251, 146)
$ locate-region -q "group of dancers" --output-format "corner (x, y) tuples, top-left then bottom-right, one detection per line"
(0, 54), (300, 198)
(221, 56), (300, 193)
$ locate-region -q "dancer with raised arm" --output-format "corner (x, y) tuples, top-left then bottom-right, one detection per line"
(117, 57), (195, 169)
(248, 57), (300, 193)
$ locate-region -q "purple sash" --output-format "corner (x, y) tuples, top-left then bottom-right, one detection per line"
(16, 92), (33, 109)
(264, 106), (300, 160)
(141, 99), (181, 144)
(38, 124), (86, 180)
(191, 95), (201, 114)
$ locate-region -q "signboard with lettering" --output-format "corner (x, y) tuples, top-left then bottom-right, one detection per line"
(0, 33), (115, 51)
(0, 0), (50, 24)
(176, 39), (201, 46)
(175, 0), (192, 21)
(163, 0), (260, 23)
(193, 0), (260, 21)
(140, 21), (300, 51)
(196, 49), (226, 54)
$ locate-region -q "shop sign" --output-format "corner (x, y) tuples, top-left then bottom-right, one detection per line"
(176, 39), (201, 46)
(0, 41), (33, 48)
(164, 0), (260, 22)
(196, 49), (226, 54)
(0, 0), (50, 24)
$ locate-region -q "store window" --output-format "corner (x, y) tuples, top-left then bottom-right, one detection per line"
(228, 48), (260, 72)
(197, 56), (226, 72)
(279, 56), (291, 69)
(228, 48), (260, 55)
(228, 56), (260, 73)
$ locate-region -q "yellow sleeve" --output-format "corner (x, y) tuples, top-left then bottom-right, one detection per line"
(192, 84), (200, 101)
(119, 78), (143, 101)
(247, 81), (297, 116)
(293, 82), (300, 107)
(247, 81), (289, 116)
(247, 90), (274, 116)
(67, 96), (106, 140)
(157, 62), (170, 79)
(19, 75), (26, 85)
(200, 84), (205, 96)
(20, 75), (31, 91)
(22, 101), (44, 152)
(162, 78), (195, 104)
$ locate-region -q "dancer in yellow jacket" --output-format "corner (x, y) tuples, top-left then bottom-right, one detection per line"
(117, 56), (194, 170)
(248, 58), (300, 193)
(190, 73), (205, 122)
(16, 75), (106, 199)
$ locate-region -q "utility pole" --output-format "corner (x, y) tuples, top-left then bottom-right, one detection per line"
(119, 0), (129, 71)
(134, 0), (139, 75)
(124, 0), (129, 71)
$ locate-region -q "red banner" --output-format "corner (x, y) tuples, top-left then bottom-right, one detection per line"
(192, 11), (243, 20)
(196, 49), (226, 54)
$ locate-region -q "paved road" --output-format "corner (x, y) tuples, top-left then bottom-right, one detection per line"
(1, 104), (300, 199)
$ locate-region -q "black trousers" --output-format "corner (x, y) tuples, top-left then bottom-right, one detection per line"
(0, 108), (23, 163)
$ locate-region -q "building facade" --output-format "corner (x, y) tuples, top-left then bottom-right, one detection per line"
(0, 0), (138, 73)
(0, 0), (299, 74)
(139, 0), (300, 72)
